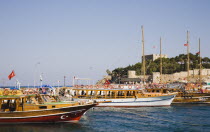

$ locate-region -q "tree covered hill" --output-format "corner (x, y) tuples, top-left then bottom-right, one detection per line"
(109, 53), (210, 79)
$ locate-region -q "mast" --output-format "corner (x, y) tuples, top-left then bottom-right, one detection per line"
(199, 38), (202, 85)
(64, 76), (66, 87)
(187, 31), (190, 82)
(141, 26), (146, 83)
(160, 37), (162, 84)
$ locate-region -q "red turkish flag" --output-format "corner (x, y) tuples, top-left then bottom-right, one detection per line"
(184, 44), (188, 46)
(8, 70), (15, 80)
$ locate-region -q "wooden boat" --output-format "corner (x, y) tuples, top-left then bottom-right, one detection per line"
(145, 84), (210, 103)
(69, 88), (177, 107)
(0, 89), (96, 123)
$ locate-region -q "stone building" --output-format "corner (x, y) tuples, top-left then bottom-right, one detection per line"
(127, 69), (210, 83)
(153, 69), (210, 83)
(144, 54), (168, 61)
(125, 70), (150, 84)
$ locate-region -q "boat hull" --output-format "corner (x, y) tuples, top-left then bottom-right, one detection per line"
(0, 104), (95, 123)
(75, 94), (176, 107)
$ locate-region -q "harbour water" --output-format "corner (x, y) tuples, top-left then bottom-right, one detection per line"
(1, 104), (210, 132)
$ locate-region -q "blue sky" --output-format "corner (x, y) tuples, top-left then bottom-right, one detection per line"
(0, 0), (210, 86)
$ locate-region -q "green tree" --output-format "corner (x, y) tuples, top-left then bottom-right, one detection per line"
(110, 53), (210, 83)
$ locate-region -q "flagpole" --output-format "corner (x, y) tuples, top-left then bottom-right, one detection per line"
(16, 79), (20, 90)
(160, 37), (162, 84)
(18, 80), (20, 90)
(187, 31), (190, 83)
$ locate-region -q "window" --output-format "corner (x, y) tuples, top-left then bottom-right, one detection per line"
(39, 106), (47, 109)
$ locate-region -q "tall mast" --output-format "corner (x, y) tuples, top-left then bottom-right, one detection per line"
(141, 26), (146, 83)
(64, 76), (66, 87)
(187, 31), (190, 82)
(199, 38), (202, 85)
(160, 37), (162, 84)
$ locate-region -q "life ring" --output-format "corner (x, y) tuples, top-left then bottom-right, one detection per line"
(3, 89), (10, 95)
(12, 90), (18, 95)
(128, 85), (132, 89)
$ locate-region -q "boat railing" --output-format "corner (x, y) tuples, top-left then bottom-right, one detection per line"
(73, 84), (145, 90)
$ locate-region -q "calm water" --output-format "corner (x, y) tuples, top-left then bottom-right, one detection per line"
(1, 104), (210, 132)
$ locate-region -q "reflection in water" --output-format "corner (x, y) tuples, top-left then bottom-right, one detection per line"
(0, 122), (94, 132)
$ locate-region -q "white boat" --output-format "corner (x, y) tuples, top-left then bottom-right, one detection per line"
(69, 88), (177, 107)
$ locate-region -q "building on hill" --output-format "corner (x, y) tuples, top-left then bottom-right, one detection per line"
(152, 69), (210, 83)
(144, 54), (168, 61)
(119, 70), (151, 84)
(125, 69), (210, 84)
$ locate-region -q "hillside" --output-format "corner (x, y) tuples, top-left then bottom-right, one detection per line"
(109, 53), (210, 80)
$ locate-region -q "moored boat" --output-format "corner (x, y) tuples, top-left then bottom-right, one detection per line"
(145, 83), (210, 103)
(69, 88), (177, 107)
(0, 89), (96, 123)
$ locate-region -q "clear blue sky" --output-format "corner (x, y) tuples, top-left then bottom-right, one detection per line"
(0, 0), (210, 86)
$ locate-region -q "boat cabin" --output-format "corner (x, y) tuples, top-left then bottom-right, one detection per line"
(71, 88), (168, 99)
(0, 90), (80, 112)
